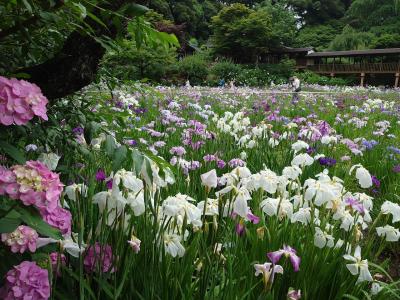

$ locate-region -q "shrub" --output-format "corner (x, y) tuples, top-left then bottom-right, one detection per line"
(295, 70), (350, 86)
(210, 60), (243, 82)
(177, 53), (210, 85)
(236, 68), (274, 87)
(262, 58), (296, 79)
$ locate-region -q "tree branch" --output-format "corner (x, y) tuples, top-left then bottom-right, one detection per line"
(0, 2), (65, 42)
(19, 1), (132, 101)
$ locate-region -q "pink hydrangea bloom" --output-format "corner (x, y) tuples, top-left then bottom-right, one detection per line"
(0, 76), (48, 126)
(41, 206), (72, 235)
(1, 225), (38, 253)
(0, 160), (63, 213)
(84, 242), (115, 273)
(0, 261), (50, 300)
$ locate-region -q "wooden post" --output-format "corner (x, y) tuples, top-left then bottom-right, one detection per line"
(395, 73), (399, 88)
(360, 72), (365, 87)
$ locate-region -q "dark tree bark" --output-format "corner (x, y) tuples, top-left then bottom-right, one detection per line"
(23, 31), (107, 100)
(21, 1), (131, 101)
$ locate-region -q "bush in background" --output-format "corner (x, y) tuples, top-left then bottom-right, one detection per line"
(177, 53), (210, 85)
(210, 59), (243, 82)
(295, 70), (351, 86)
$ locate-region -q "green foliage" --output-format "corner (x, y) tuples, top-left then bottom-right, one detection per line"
(209, 60), (243, 82)
(327, 0), (400, 51)
(260, 58), (296, 79)
(372, 34), (400, 49)
(177, 53), (210, 85)
(148, 0), (222, 41)
(258, 1), (297, 48)
(295, 70), (351, 86)
(235, 68), (272, 86)
(286, 0), (351, 25)
(101, 39), (177, 82)
(295, 23), (343, 51)
(329, 26), (375, 51)
(0, 0), (177, 82)
(211, 3), (296, 62)
(346, 0), (400, 30)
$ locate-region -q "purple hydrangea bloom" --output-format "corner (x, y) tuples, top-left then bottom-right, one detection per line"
(1, 225), (38, 253)
(84, 242), (115, 273)
(40, 206), (72, 235)
(0, 261), (50, 300)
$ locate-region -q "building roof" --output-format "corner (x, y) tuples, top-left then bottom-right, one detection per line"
(306, 48), (400, 58)
(268, 46), (314, 55)
(281, 46), (314, 53)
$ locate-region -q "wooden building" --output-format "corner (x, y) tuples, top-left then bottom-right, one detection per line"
(305, 48), (400, 87)
(267, 47), (400, 87)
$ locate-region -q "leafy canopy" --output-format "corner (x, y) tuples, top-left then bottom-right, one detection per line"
(211, 3), (296, 62)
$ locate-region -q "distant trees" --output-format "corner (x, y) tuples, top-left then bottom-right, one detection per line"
(286, 0), (351, 25)
(143, 0), (221, 41)
(210, 3), (296, 63)
(293, 0), (400, 51)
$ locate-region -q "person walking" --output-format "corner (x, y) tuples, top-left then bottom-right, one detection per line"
(289, 76), (301, 103)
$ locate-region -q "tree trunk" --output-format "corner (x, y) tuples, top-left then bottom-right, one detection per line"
(22, 31), (106, 100)
(20, 1), (130, 101)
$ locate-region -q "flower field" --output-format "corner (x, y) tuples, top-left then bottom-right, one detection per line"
(1, 79), (400, 299)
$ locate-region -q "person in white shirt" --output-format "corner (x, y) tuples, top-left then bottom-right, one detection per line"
(289, 76), (301, 103)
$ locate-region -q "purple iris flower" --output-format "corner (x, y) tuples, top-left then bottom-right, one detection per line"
(125, 140), (138, 147)
(203, 154), (217, 162)
(393, 165), (400, 173)
(362, 140), (378, 150)
(306, 147), (316, 155)
(267, 245), (301, 272)
(115, 101), (124, 108)
(388, 146), (400, 155)
(96, 169), (106, 181)
(316, 120), (332, 136)
(106, 179), (113, 189)
(235, 221), (245, 236)
(247, 211), (260, 224)
(371, 175), (380, 188)
(72, 127), (84, 135)
(228, 158), (245, 168)
(217, 159), (226, 169)
(345, 197), (365, 214)
(318, 157), (336, 167)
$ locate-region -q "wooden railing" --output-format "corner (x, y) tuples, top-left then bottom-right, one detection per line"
(307, 63), (400, 74)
